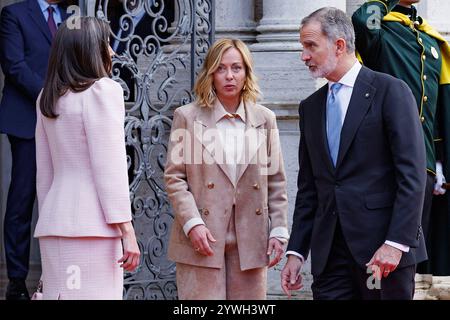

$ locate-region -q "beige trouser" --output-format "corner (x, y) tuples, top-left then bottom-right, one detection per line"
(176, 209), (267, 300)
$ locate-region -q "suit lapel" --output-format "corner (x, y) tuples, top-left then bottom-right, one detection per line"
(193, 106), (236, 186)
(28, 0), (52, 44)
(312, 85), (336, 174)
(335, 67), (376, 168)
(235, 102), (266, 184)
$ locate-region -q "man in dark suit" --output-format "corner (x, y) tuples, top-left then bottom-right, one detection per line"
(0, 0), (68, 300)
(280, 7), (427, 299)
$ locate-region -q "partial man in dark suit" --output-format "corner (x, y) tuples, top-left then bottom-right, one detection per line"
(0, 0), (69, 300)
(280, 7), (427, 300)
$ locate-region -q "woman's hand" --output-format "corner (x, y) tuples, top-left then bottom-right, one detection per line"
(117, 222), (141, 272)
(188, 225), (216, 256)
(267, 237), (285, 268)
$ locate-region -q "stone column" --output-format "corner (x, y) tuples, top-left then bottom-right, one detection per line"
(416, 0), (450, 41)
(215, 0), (257, 43)
(251, 0), (302, 51)
(347, 0), (365, 15)
(251, 0), (347, 52)
(249, 0), (347, 107)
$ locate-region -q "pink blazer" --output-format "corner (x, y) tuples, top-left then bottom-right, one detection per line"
(34, 78), (132, 238)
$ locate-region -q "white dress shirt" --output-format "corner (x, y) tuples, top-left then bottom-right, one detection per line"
(37, 0), (62, 26)
(287, 61), (409, 263)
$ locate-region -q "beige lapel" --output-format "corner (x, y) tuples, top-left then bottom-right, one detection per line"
(193, 105), (236, 186)
(235, 102), (266, 184)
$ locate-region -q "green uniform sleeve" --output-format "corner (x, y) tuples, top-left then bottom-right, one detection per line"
(352, 0), (400, 63)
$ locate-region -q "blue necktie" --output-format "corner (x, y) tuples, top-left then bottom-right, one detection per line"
(326, 83), (343, 166)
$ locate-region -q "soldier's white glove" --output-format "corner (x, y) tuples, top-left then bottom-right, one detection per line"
(433, 161), (446, 195)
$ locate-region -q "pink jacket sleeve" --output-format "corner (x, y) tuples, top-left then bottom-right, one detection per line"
(82, 78), (132, 224)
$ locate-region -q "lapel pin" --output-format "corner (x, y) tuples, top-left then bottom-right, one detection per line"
(365, 93), (370, 98)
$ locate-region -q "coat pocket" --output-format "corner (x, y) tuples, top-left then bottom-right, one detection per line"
(364, 192), (395, 210)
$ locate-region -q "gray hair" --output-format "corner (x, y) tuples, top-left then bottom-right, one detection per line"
(301, 7), (355, 53)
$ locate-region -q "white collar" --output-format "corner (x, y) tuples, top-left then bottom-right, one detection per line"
(328, 61), (362, 89)
(214, 99), (246, 123)
(37, 0), (58, 12)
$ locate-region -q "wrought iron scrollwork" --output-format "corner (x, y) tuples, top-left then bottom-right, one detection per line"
(92, 0), (214, 300)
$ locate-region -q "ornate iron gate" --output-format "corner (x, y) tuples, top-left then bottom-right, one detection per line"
(81, 0), (215, 300)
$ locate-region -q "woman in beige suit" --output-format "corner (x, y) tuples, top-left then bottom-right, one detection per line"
(34, 17), (140, 299)
(164, 38), (289, 300)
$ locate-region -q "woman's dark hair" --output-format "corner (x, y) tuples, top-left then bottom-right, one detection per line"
(40, 16), (112, 118)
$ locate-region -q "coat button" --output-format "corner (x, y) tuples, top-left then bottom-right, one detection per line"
(423, 96), (428, 102)
(420, 116), (425, 123)
(422, 54), (426, 60)
(207, 182), (214, 189)
(255, 208), (262, 215)
(203, 209), (209, 215)
(423, 75), (427, 81)
(253, 183), (260, 190)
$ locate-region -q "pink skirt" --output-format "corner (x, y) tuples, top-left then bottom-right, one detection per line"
(39, 236), (123, 300)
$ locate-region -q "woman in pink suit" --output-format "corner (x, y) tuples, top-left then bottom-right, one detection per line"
(34, 17), (140, 300)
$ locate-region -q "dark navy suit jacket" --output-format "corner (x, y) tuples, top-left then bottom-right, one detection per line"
(0, 0), (69, 139)
(287, 66), (428, 276)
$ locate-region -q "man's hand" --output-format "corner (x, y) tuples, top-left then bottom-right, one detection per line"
(366, 243), (402, 280)
(280, 255), (303, 298)
(267, 238), (285, 268)
(434, 161), (446, 195)
(188, 224), (216, 256)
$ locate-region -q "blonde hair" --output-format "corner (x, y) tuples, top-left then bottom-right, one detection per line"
(194, 38), (261, 108)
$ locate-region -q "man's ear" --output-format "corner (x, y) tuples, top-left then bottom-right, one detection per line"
(336, 38), (347, 55)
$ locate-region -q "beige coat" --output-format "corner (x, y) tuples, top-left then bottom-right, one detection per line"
(164, 101), (288, 270)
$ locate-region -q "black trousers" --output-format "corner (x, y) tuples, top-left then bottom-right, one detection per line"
(3, 135), (36, 280)
(312, 220), (416, 300)
(416, 173), (436, 274)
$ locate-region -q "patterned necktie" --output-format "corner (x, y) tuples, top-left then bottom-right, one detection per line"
(47, 6), (57, 38)
(326, 83), (343, 166)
